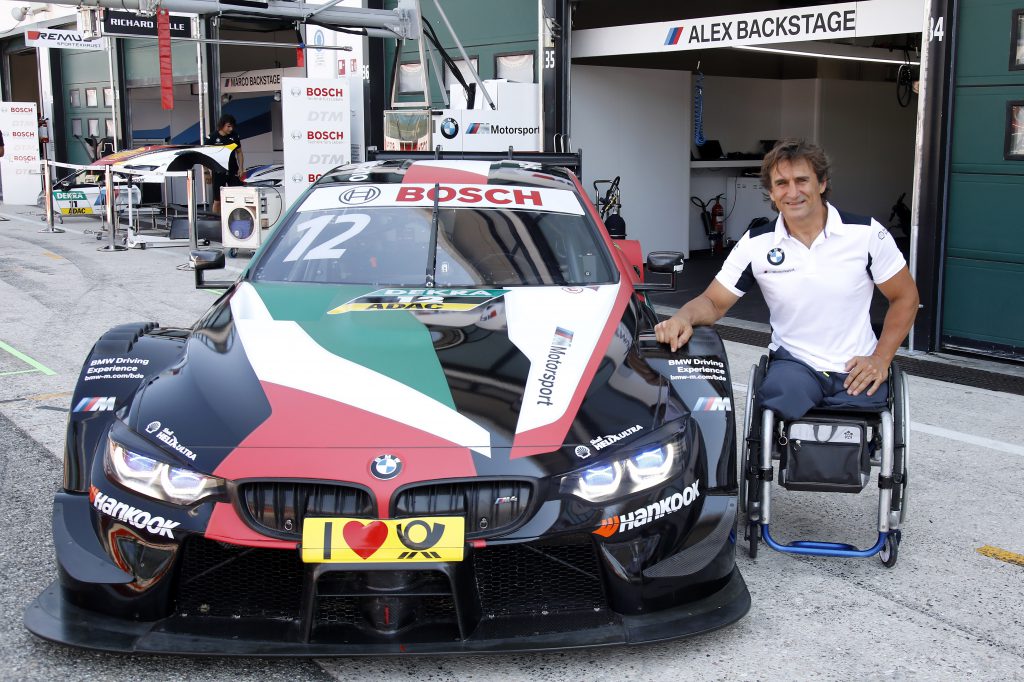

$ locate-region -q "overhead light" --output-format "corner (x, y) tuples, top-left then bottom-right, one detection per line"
(732, 44), (920, 66)
(11, 4), (48, 21)
(221, 93), (233, 105)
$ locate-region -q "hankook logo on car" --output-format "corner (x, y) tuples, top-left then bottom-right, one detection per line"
(593, 482), (700, 536)
(90, 486), (181, 539)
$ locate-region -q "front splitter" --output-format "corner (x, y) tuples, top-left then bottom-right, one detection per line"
(24, 567), (750, 655)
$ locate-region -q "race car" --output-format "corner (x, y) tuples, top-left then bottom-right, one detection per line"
(40, 144), (239, 215)
(25, 157), (749, 654)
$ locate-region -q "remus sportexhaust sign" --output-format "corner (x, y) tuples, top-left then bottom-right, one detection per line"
(102, 9), (192, 39)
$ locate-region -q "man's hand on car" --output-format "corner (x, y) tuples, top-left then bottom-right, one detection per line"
(655, 316), (694, 352)
(844, 354), (889, 396)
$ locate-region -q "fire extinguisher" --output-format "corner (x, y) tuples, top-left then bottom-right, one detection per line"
(710, 194), (725, 254)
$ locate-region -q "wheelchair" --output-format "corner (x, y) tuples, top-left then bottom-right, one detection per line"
(739, 355), (910, 567)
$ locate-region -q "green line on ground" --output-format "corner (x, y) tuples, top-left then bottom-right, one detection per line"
(0, 369), (41, 378)
(0, 340), (56, 376)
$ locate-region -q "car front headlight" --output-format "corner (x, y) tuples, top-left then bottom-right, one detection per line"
(105, 438), (225, 506)
(560, 438), (684, 504)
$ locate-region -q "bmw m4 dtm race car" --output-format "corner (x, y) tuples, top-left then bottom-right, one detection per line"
(25, 155), (750, 654)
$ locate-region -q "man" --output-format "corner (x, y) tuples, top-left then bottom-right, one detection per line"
(204, 114), (245, 214)
(656, 139), (919, 420)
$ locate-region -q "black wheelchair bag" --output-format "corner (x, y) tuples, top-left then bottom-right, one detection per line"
(779, 415), (870, 493)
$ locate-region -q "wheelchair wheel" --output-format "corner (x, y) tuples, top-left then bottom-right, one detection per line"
(879, 530), (901, 568)
(746, 523), (760, 559)
(891, 366), (911, 523)
(738, 363), (759, 514)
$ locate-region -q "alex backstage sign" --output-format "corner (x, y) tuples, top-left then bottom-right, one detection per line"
(102, 9), (193, 39)
(573, 0), (923, 58)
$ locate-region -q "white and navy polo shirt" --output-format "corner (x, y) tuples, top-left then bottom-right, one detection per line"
(716, 203), (906, 373)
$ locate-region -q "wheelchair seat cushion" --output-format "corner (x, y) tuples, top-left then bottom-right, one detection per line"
(759, 346), (888, 421)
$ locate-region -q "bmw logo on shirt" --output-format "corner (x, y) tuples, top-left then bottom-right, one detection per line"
(767, 247), (785, 266)
(440, 117), (459, 140)
(370, 453), (403, 480)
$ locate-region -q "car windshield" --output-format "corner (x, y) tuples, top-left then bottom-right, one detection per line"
(251, 186), (616, 287)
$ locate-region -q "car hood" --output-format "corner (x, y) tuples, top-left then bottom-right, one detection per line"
(131, 280), (661, 476)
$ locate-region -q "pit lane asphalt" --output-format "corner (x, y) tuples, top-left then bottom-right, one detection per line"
(1, 208), (1022, 681)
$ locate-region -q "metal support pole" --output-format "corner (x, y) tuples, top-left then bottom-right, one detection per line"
(107, 38), (119, 152)
(98, 169), (127, 251)
(431, 0), (496, 110)
(187, 168), (198, 251)
(39, 160), (65, 234)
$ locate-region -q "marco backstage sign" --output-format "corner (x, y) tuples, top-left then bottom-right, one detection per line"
(102, 9), (193, 39)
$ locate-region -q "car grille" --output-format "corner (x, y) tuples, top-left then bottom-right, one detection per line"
(172, 535), (611, 640)
(238, 481), (374, 539)
(392, 479), (533, 538)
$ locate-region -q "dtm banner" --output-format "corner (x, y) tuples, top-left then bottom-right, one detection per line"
(281, 77), (351, 208)
(0, 102), (41, 205)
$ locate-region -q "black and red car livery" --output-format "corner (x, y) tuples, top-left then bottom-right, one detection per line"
(25, 157), (749, 654)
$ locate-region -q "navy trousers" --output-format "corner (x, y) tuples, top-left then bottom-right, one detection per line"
(758, 347), (889, 421)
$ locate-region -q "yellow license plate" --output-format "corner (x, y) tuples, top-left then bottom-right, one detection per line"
(301, 517), (465, 564)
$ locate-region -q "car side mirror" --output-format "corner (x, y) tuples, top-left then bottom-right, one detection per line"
(190, 249), (234, 290)
(635, 251), (685, 291)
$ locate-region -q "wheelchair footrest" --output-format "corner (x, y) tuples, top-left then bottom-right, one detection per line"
(761, 525), (888, 558)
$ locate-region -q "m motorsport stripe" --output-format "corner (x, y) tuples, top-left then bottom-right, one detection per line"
(665, 26), (684, 45)
(509, 282), (631, 457)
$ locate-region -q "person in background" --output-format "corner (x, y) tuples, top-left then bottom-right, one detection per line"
(655, 139), (919, 421)
(204, 114), (245, 214)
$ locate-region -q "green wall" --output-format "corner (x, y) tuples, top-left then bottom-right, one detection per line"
(385, 0), (537, 106)
(60, 48), (115, 166)
(943, 0), (1024, 354)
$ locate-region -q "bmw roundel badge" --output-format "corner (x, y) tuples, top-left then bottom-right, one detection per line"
(440, 117), (459, 140)
(370, 453), (402, 480)
(767, 247), (785, 266)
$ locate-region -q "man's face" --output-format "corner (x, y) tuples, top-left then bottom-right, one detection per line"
(219, 122), (234, 136)
(768, 157), (826, 224)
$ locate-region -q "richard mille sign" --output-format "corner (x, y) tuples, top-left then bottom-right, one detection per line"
(102, 9), (193, 39)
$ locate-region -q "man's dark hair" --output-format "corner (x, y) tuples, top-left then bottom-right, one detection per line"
(216, 114), (237, 131)
(760, 138), (832, 202)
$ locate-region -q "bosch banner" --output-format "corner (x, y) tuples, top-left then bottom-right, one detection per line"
(0, 102), (41, 205)
(281, 77), (351, 208)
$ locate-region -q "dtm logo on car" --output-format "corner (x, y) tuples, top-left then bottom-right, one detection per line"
(590, 424), (643, 451)
(537, 327), (573, 407)
(693, 397), (731, 411)
(73, 396), (116, 412)
(593, 482), (701, 537)
(90, 486), (181, 539)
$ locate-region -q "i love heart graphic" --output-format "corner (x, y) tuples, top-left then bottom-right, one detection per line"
(343, 520), (388, 559)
